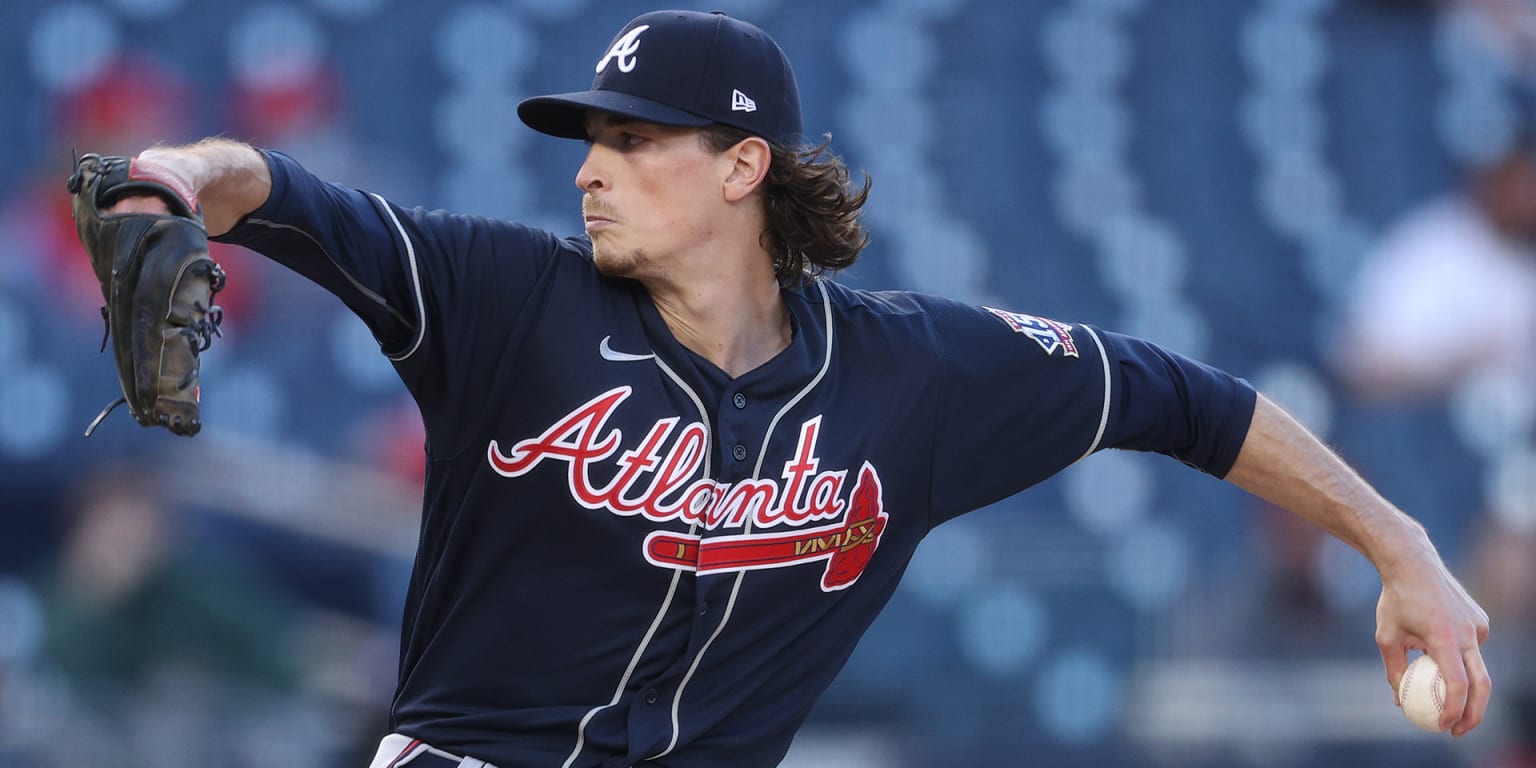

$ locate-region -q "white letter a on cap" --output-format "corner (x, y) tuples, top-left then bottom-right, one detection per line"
(597, 25), (649, 74)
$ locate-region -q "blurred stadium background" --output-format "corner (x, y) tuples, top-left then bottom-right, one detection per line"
(1, 0), (1533, 766)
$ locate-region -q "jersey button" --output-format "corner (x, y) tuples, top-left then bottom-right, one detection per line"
(644, 689), (659, 705)
(732, 444), (747, 461)
(699, 602), (709, 615)
(732, 393), (746, 409)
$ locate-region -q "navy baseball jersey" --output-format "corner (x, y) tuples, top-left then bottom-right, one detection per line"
(216, 151), (1256, 767)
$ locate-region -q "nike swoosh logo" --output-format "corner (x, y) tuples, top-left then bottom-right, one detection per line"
(599, 335), (655, 362)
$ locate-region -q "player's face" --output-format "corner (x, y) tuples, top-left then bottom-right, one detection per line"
(577, 114), (732, 279)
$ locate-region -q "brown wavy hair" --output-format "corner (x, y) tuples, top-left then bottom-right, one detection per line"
(699, 126), (872, 286)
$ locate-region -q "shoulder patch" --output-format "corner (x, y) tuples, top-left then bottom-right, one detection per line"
(983, 306), (1079, 358)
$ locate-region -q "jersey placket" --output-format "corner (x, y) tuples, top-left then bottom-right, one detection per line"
(623, 384), (769, 762)
(622, 282), (833, 764)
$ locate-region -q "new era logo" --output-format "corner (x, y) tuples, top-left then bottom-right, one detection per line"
(731, 89), (757, 113)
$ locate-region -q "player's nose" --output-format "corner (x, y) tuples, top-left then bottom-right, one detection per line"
(575, 146), (606, 192)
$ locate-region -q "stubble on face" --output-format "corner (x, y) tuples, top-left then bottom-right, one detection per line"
(584, 195), (644, 277)
(591, 239), (647, 278)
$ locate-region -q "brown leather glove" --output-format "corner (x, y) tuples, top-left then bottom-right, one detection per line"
(68, 153), (226, 436)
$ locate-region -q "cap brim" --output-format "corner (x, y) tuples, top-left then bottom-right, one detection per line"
(518, 90), (713, 140)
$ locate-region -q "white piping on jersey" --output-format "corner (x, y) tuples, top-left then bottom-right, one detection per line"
(649, 279), (836, 760)
(562, 352), (708, 768)
(560, 564), (691, 768)
(243, 198), (423, 360)
(368, 193), (427, 362)
(747, 281), (835, 479)
(1077, 326), (1112, 461)
(244, 217), (407, 326)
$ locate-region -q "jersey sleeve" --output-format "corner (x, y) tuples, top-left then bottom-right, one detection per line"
(927, 300), (1256, 525)
(213, 150), (571, 456)
(1096, 330), (1257, 474)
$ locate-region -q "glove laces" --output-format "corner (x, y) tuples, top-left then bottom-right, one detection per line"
(84, 260), (227, 437)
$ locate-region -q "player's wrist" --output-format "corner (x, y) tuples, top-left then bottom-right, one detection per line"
(136, 140), (271, 236)
(135, 148), (207, 197)
(1366, 516), (1436, 582)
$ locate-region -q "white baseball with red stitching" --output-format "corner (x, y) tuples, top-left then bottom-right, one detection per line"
(1398, 655), (1448, 732)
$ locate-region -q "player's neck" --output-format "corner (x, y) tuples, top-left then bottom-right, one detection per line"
(647, 262), (791, 378)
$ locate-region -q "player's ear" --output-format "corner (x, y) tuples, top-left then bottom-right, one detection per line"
(722, 136), (771, 202)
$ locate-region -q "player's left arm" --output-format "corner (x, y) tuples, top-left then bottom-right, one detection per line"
(1224, 394), (1492, 736)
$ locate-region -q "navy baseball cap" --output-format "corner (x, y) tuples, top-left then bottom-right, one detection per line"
(517, 10), (803, 146)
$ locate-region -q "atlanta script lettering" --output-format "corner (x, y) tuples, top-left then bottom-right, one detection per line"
(486, 386), (872, 532)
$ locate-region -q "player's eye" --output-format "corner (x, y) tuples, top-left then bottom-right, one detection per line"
(621, 132), (647, 148)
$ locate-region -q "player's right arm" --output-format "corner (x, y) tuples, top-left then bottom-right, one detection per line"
(105, 139), (272, 236)
(104, 138), (425, 350)
(100, 138), (572, 458)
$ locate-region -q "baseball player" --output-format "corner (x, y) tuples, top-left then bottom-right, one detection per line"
(90, 9), (1490, 768)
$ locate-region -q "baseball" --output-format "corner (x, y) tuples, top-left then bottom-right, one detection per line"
(1398, 655), (1448, 732)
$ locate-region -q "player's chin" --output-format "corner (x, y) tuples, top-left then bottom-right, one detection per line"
(591, 246), (638, 279)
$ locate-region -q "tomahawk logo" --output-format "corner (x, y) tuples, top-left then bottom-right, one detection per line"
(644, 465), (886, 591)
(597, 24), (649, 74)
(485, 387), (889, 591)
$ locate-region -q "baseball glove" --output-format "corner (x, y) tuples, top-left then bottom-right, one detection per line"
(68, 153), (226, 437)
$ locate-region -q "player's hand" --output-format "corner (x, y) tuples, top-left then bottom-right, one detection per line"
(106, 194), (172, 215)
(1375, 545), (1492, 737)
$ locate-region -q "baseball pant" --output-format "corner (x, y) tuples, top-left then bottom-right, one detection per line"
(369, 733), (496, 768)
